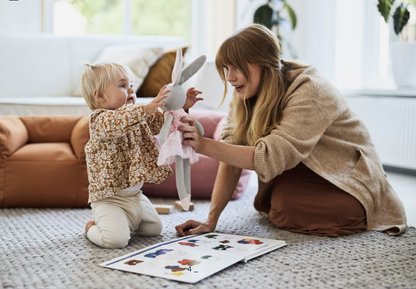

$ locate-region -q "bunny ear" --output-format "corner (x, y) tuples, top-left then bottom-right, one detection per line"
(179, 55), (207, 85)
(171, 48), (183, 85)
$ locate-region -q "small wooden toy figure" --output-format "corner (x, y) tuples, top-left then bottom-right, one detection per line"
(157, 48), (206, 211)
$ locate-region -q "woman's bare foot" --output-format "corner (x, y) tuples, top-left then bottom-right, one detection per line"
(85, 220), (95, 234)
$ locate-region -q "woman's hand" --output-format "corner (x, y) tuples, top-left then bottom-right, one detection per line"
(183, 87), (203, 110)
(145, 85), (170, 115)
(175, 220), (215, 236)
(180, 116), (206, 153)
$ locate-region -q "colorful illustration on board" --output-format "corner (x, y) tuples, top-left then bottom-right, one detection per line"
(179, 242), (198, 247)
(205, 234), (219, 239)
(201, 255), (212, 259)
(179, 240), (199, 247)
(144, 249), (173, 258)
(178, 259), (201, 266)
(237, 239), (263, 245)
(212, 244), (233, 251)
(165, 265), (188, 273)
(220, 240), (230, 244)
(170, 272), (185, 276)
(124, 260), (143, 265)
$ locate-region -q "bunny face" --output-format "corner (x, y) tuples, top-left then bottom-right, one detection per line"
(160, 84), (186, 111)
(159, 48), (207, 112)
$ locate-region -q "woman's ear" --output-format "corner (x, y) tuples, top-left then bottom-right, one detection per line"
(93, 89), (105, 103)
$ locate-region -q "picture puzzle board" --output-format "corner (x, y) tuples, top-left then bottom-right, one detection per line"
(101, 233), (286, 283)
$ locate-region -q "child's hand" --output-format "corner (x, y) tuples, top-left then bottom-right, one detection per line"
(145, 85), (170, 115)
(183, 87), (203, 110)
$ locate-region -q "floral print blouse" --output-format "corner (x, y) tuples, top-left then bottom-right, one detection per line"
(85, 104), (172, 203)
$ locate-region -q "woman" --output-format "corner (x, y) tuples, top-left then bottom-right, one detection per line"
(176, 24), (406, 237)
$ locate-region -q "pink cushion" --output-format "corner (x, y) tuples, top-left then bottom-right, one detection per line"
(188, 109), (227, 138)
(213, 116), (227, 141)
(143, 153), (251, 200)
(142, 110), (250, 200)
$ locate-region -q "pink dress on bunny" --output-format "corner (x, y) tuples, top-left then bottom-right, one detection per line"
(157, 109), (199, 166)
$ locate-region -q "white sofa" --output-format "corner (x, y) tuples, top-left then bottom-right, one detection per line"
(0, 34), (187, 116)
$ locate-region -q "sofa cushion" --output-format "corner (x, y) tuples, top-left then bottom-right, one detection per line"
(20, 116), (81, 143)
(136, 47), (188, 97)
(143, 155), (251, 200)
(9, 143), (77, 161)
(213, 116), (227, 141)
(143, 110), (249, 200)
(4, 159), (81, 207)
(189, 110), (227, 139)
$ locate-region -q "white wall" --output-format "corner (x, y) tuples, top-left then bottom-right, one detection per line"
(235, 0), (368, 89)
(236, 0), (336, 83)
(190, 0), (236, 112)
(0, 0), (42, 34)
(333, 0), (366, 90)
(0, 0), (374, 92)
(0, 0), (371, 108)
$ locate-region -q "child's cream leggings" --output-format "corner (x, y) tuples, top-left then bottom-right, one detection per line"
(87, 186), (162, 249)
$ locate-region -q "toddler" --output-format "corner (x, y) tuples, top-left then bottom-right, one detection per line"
(81, 61), (202, 248)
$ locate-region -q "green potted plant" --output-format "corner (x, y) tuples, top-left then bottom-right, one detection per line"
(378, 0), (412, 40)
(377, 0), (416, 88)
(253, 0), (297, 58)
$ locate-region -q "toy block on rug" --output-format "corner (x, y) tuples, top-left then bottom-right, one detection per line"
(174, 200), (195, 211)
(154, 204), (173, 214)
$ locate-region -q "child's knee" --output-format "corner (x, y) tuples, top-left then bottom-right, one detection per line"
(138, 219), (163, 236)
(101, 232), (131, 249)
(148, 219), (163, 236)
(152, 220), (163, 235)
(88, 225), (131, 249)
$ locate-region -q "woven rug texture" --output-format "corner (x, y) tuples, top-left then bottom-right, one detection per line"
(1, 184), (415, 289)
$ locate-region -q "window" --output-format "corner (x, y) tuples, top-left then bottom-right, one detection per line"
(361, 0), (397, 90)
(353, 0), (415, 90)
(53, 0), (192, 45)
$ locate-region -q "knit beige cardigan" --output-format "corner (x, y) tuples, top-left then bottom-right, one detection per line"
(222, 66), (407, 235)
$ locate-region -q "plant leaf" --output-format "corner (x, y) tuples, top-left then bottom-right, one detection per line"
(393, 4), (410, 34)
(284, 1), (297, 30)
(377, 0), (395, 23)
(254, 4), (274, 30)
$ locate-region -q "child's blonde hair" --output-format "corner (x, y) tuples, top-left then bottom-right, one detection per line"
(215, 24), (309, 146)
(81, 61), (134, 110)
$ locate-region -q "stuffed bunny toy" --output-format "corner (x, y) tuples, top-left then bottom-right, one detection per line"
(157, 48), (206, 211)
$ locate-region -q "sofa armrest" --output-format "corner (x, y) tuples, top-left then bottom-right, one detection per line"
(0, 116), (28, 159)
(70, 116), (90, 160)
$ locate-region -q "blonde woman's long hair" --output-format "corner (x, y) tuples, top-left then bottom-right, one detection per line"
(215, 24), (308, 146)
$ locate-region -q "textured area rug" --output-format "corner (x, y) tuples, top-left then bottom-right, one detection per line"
(1, 184), (415, 289)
